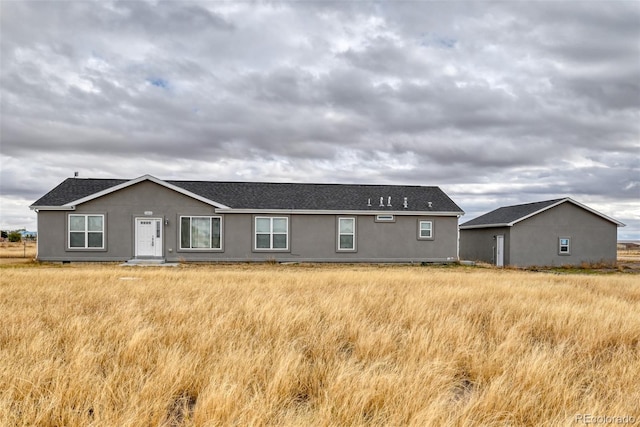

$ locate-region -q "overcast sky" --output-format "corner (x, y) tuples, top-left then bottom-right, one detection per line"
(1, 1), (639, 239)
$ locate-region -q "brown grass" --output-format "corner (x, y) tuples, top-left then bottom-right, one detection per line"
(618, 248), (640, 262)
(0, 242), (37, 260)
(1, 264), (639, 426)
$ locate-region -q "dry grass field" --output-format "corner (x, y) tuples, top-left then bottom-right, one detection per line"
(1, 263), (639, 426)
(618, 248), (640, 263)
(0, 242), (37, 261)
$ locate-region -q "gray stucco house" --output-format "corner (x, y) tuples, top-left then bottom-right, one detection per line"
(30, 175), (464, 263)
(459, 198), (624, 267)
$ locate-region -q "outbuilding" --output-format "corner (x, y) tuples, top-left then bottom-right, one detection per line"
(459, 198), (624, 267)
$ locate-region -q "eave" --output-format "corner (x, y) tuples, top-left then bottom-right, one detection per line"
(459, 223), (511, 230)
(29, 205), (76, 212)
(216, 208), (464, 216)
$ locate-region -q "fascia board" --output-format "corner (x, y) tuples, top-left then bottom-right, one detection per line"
(29, 205), (76, 211)
(509, 198), (626, 227)
(215, 208), (464, 216)
(62, 174), (230, 209)
(507, 198), (569, 226)
(564, 198), (626, 227)
(152, 178), (231, 209)
(459, 223), (511, 230)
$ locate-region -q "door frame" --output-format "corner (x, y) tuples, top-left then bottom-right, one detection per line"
(134, 217), (164, 258)
(495, 234), (504, 267)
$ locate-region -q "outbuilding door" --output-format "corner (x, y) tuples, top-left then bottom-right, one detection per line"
(135, 218), (163, 257)
(495, 235), (504, 267)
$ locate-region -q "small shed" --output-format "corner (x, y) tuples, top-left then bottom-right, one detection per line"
(459, 198), (625, 267)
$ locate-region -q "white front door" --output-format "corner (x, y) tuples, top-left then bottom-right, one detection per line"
(496, 235), (504, 267)
(135, 218), (163, 257)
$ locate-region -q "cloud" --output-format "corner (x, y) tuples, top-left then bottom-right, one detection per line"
(1, 1), (638, 238)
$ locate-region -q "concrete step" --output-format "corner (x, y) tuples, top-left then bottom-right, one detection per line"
(124, 258), (166, 265)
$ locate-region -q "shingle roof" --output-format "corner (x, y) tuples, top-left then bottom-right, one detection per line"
(460, 199), (563, 228)
(459, 198), (625, 228)
(31, 178), (128, 207)
(32, 176), (464, 213)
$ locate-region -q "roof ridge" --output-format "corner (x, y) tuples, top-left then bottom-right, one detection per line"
(67, 177), (131, 181)
(63, 176), (442, 188)
(167, 179), (437, 188)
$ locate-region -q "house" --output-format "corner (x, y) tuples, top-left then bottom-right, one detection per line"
(459, 198), (625, 267)
(30, 175), (464, 263)
(19, 230), (38, 240)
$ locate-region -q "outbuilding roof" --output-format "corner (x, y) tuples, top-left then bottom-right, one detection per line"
(31, 174), (464, 214)
(459, 198), (624, 229)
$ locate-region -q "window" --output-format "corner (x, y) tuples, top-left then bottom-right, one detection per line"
(559, 237), (571, 255)
(338, 217), (356, 251)
(69, 214), (104, 249)
(180, 216), (221, 249)
(418, 220), (433, 239)
(255, 217), (288, 250)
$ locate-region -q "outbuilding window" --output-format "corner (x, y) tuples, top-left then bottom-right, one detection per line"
(559, 237), (571, 255)
(69, 214), (104, 249)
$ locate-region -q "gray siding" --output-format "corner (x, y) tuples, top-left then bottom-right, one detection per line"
(459, 227), (510, 265)
(459, 201), (618, 267)
(36, 180), (216, 262)
(36, 180), (460, 263)
(509, 202), (617, 267)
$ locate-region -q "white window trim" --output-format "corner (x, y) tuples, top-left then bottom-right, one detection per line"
(418, 220), (433, 240)
(337, 217), (356, 251)
(559, 237), (571, 255)
(68, 214), (105, 249)
(179, 216), (223, 251)
(254, 216), (289, 251)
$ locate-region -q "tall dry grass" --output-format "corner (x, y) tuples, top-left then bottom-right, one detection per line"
(0, 242), (37, 259)
(618, 248), (640, 262)
(1, 264), (639, 426)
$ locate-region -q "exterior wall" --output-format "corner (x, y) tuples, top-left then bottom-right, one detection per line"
(36, 180), (461, 263)
(459, 227), (510, 265)
(177, 214), (458, 263)
(36, 210), (67, 260)
(36, 180), (217, 262)
(509, 202), (618, 267)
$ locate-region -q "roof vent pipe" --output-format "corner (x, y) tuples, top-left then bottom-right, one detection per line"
(74, 171), (79, 178)
(428, 201), (433, 208)
(367, 198), (372, 207)
(379, 197), (385, 207)
(387, 196), (392, 207)
(403, 197), (408, 209)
